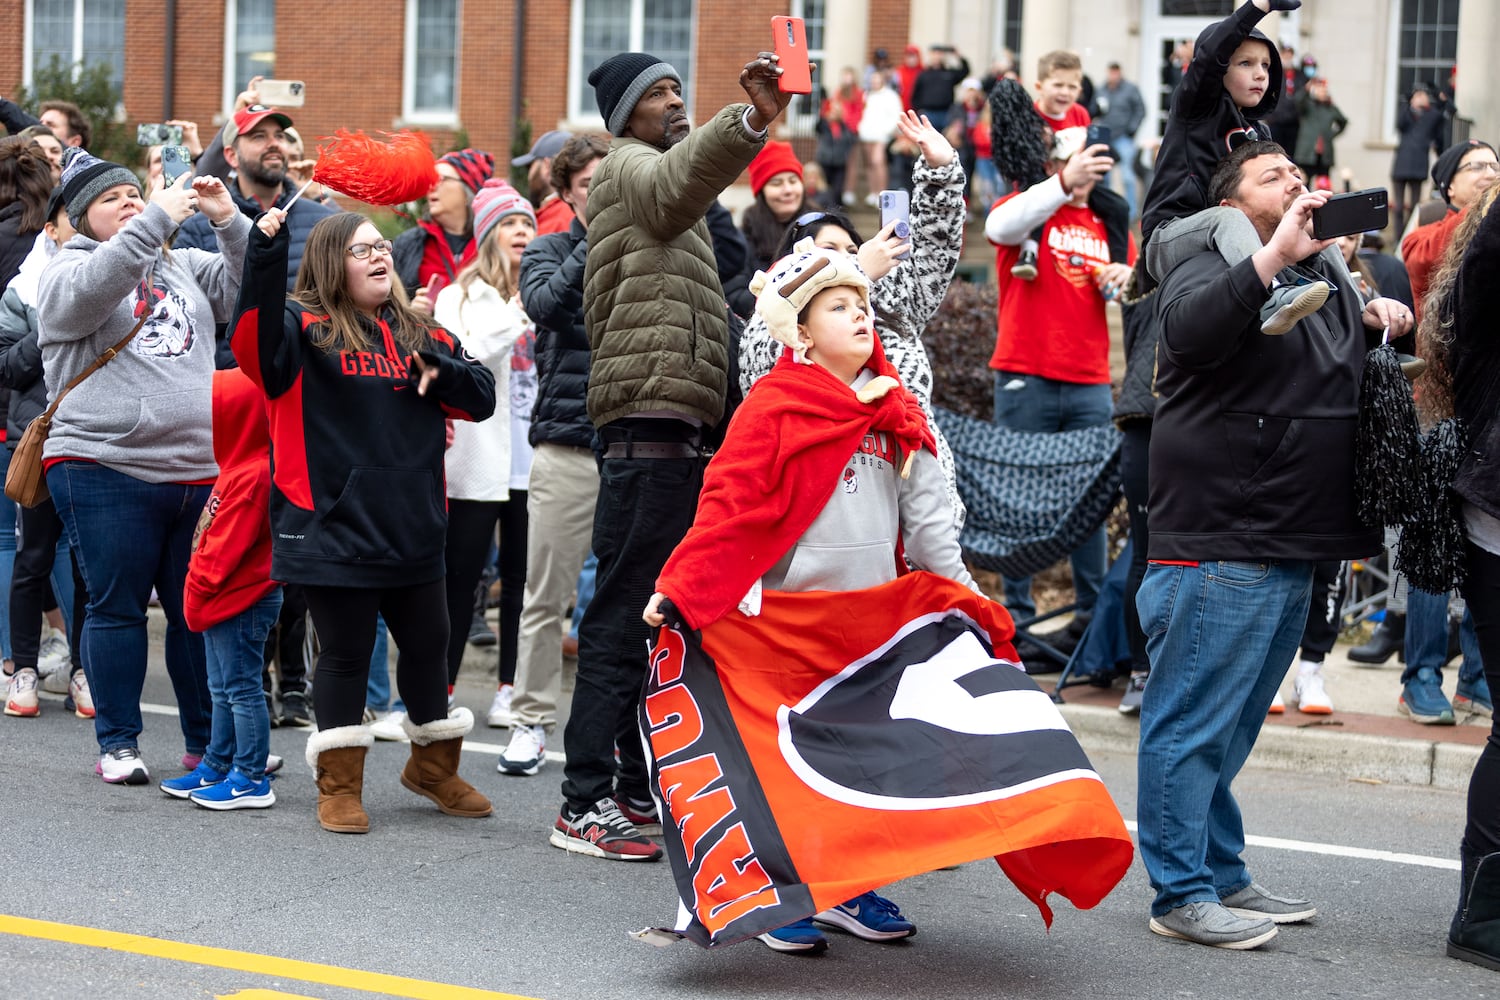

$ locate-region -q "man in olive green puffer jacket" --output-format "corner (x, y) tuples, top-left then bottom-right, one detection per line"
(551, 50), (792, 861)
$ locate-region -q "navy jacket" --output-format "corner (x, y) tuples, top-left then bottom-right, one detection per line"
(519, 218), (593, 450)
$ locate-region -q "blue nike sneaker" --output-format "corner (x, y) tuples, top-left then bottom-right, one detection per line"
(814, 891), (917, 941)
(189, 768), (275, 811)
(756, 916), (828, 954)
(160, 761), (227, 799)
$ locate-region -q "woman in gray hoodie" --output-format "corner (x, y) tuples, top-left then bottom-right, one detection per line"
(37, 147), (250, 786)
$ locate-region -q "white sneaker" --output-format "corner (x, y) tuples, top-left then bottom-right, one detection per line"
(5, 668), (40, 717)
(1268, 689), (1285, 715)
(1294, 666), (1334, 715)
(98, 747), (150, 785)
(498, 724), (546, 776)
(38, 625), (70, 678)
(487, 684), (515, 728)
(369, 710), (410, 742)
(69, 670), (95, 718)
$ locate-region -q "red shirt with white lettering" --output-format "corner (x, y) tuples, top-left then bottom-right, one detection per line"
(988, 192), (1133, 385)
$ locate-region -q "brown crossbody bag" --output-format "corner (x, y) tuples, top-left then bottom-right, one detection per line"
(5, 304), (151, 508)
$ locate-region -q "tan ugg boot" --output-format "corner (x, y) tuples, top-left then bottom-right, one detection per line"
(306, 725), (374, 834)
(400, 707), (492, 818)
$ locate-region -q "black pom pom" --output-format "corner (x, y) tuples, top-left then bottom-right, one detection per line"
(1395, 417), (1468, 594)
(988, 79), (1051, 192)
(1354, 344), (1425, 527)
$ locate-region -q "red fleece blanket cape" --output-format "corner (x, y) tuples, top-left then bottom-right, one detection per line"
(657, 339), (936, 630)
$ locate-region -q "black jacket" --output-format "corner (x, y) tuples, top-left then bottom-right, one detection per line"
(705, 200), (755, 319)
(1449, 202), (1500, 521)
(0, 203), (36, 289)
(910, 59), (970, 113)
(1149, 244), (1380, 562)
(519, 218), (592, 450)
(1392, 100), (1448, 181)
(229, 222), (496, 587)
(1140, 4), (1283, 250)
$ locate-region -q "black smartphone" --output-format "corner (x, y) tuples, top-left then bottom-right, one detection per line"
(1311, 187), (1388, 240)
(1085, 123), (1115, 160)
(160, 144), (193, 186)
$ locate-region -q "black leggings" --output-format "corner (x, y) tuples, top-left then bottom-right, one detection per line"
(1462, 543), (1500, 856)
(443, 495), (528, 687)
(303, 579), (450, 730)
(11, 498), (84, 672)
(1392, 177), (1425, 236)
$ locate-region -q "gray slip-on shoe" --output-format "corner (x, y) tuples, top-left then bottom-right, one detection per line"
(1149, 900), (1278, 950)
(1221, 882), (1318, 923)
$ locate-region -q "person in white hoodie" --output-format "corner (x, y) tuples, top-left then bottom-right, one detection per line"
(433, 180), (537, 730)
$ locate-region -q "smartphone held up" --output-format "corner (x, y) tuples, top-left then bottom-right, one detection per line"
(771, 16), (813, 94)
(879, 189), (912, 261)
(1310, 188), (1388, 241)
(160, 145), (194, 186)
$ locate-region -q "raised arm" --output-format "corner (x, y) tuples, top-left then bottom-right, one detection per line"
(1176, 1), (1273, 121)
(228, 209), (301, 398)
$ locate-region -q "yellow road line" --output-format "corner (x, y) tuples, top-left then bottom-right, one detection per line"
(0, 915), (540, 1000)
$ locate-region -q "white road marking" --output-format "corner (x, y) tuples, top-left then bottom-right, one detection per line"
(136, 700), (1459, 865)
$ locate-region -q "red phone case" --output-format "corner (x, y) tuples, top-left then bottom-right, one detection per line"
(772, 16), (813, 94)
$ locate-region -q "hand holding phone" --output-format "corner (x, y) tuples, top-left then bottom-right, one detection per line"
(160, 144), (194, 186)
(879, 189), (912, 261)
(771, 16), (813, 94)
(1310, 187), (1388, 240)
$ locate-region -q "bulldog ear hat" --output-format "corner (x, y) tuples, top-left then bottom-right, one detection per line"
(749, 237), (871, 364)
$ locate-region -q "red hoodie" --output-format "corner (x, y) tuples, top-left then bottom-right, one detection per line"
(183, 368), (277, 632)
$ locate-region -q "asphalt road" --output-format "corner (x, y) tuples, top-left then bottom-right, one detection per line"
(1, 649), (1496, 1000)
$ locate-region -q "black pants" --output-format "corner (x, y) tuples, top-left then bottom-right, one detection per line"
(1299, 560), (1348, 660)
(561, 420), (704, 813)
(1391, 177), (1424, 237)
(1462, 543), (1500, 856)
(262, 582), (309, 696)
(11, 498), (83, 672)
(444, 495), (528, 686)
(303, 579), (450, 730)
(1120, 423), (1151, 674)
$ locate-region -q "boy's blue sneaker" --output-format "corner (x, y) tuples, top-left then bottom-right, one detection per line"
(756, 917), (828, 954)
(1456, 675), (1494, 719)
(190, 768), (275, 811)
(815, 891), (917, 941)
(160, 762), (227, 799)
(1399, 668), (1456, 725)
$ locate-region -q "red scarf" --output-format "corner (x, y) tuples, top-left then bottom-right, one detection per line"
(658, 338), (935, 630)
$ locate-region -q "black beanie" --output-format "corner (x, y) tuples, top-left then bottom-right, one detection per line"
(588, 52), (682, 137)
(1432, 139), (1498, 204)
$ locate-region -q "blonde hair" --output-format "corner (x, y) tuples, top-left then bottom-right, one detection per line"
(1037, 50), (1082, 82)
(458, 225), (520, 300)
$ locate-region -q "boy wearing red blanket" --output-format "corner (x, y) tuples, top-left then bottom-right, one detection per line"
(645, 240), (981, 954)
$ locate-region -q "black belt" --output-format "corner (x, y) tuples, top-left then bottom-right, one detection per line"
(602, 441), (700, 460)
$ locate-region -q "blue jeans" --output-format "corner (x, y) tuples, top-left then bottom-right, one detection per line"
(203, 588), (282, 780)
(1402, 587), (1483, 686)
(569, 551), (597, 640)
(1136, 558), (1314, 916)
(992, 372), (1113, 618)
(1105, 134), (1139, 220)
(47, 462), (212, 755)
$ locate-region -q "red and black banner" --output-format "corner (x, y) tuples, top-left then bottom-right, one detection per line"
(640, 571), (1134, 949)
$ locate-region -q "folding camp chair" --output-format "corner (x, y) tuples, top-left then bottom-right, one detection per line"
(934, 407), (1123, 683)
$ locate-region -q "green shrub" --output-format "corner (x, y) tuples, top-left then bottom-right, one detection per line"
(925, 279), (998, 421)
(13, 57), (134, 168)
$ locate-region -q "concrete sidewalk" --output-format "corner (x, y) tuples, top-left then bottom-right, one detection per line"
(1043, 639), (1489, 791)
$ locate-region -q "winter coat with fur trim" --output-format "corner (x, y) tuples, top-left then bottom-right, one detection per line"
(581, 103), (766, 428)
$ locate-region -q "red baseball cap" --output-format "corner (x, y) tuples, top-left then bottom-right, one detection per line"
(233, 104), (294, 135)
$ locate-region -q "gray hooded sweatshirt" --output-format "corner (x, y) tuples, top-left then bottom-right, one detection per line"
(37, 203), (250, 483)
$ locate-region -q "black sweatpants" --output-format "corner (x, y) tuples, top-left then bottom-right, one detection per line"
(444, 496), (528, 686)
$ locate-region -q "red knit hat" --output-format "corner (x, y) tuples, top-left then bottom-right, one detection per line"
(748, 141), (804, 196)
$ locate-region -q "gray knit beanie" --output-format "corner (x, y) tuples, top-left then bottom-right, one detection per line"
(588, 52), (682, 137)
(60, 146), (141, 227)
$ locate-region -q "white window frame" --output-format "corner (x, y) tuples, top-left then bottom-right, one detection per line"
(222, 0), (277, 117)
(402, 0), (460, 126)
(22, 0), (124, 87)
(566, 0), (697, 127)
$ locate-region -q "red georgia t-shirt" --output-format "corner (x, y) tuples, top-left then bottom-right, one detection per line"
(988, 191), (1128, 385)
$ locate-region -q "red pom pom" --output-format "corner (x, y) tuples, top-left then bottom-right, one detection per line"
(312, 129), (439, 206)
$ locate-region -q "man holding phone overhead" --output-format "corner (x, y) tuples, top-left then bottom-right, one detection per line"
(1137, 140), (1410, 950)
(549, 48), (791, 862)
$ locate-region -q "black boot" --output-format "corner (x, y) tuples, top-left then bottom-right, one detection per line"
(1449, 845), (1500, 971)
(1349, 614), (1405, 664)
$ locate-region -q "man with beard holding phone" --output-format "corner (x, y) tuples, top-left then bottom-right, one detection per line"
(548, 50), (791, 860)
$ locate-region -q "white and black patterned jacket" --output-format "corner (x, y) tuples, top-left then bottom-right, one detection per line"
(738, 155), (969, 530)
